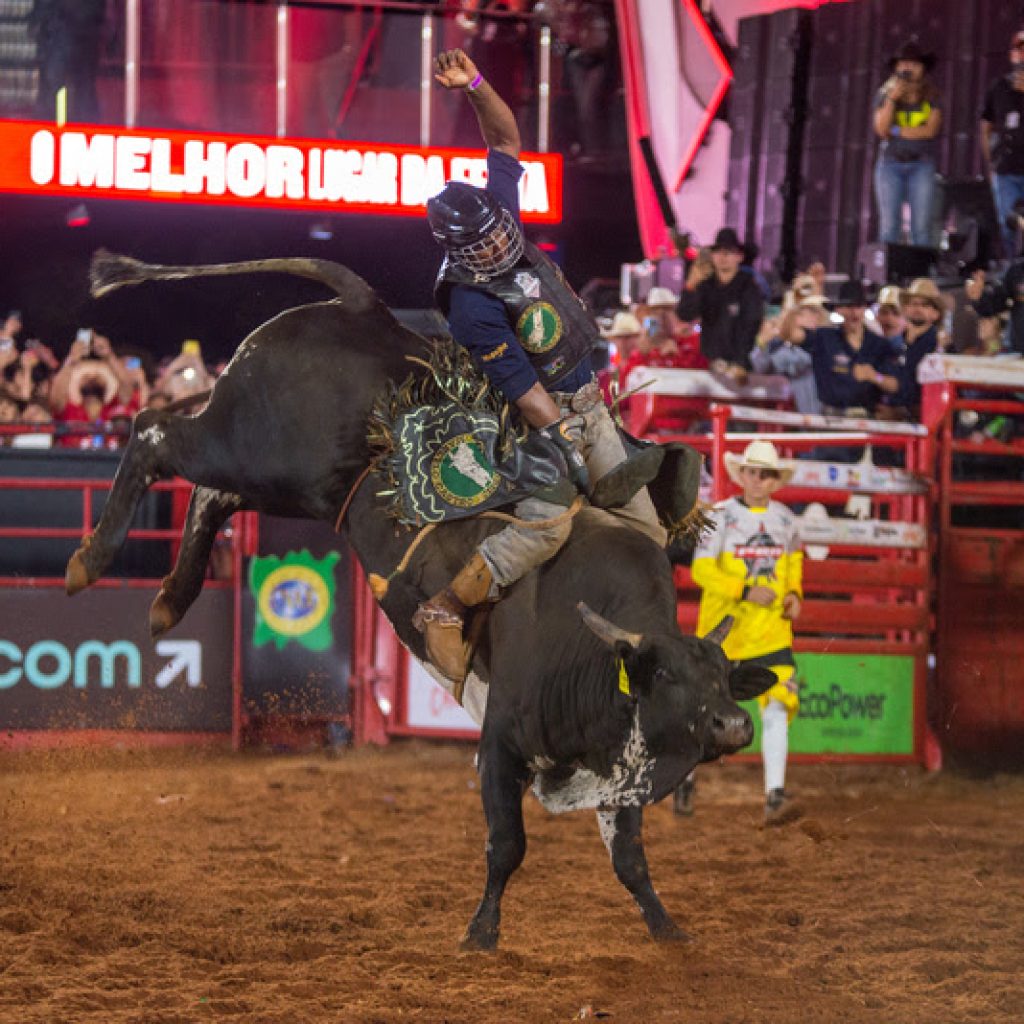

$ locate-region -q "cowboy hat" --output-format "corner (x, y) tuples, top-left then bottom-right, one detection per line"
(900, 277), (943, 312)
(876, 285), (902, 311)
(645, 286), (679, 308)
(724, 440), (794, 487)
(710, 227), (744, 253)
(887, 39), (937, 74)
(601, 311), (643, 338)
(829, 279), (869, 308)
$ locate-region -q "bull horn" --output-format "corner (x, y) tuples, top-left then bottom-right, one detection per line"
(577, 602), (643, 650)
(702, 616), (734, 646)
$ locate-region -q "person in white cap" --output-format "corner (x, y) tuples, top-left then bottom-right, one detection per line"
(601, 310), (645, 363)
(688, 440), (804, 824)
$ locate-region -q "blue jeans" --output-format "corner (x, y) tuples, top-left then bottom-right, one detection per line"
(991, 173), (1024, 259)
(874, 157), (936, 247)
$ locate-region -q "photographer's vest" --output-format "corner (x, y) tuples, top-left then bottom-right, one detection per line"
(435, 240), (595, 391)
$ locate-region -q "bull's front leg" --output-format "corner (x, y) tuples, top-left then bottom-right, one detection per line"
(461, 740), (529, 951)
(596, 806), (687, 942)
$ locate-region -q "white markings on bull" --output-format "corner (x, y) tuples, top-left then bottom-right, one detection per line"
(139, 425), (165, 446)
(532, 709), (655, 814)
(596, 808), (618, 855)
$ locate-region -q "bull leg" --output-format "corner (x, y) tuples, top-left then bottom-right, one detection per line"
(66, 409), (196, 595)
(596, 806), (687, 942)
(150, 487), (243, 637)
(461, 742), (529, 951)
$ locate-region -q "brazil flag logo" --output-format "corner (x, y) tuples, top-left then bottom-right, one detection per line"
(249, 549), (340, 651)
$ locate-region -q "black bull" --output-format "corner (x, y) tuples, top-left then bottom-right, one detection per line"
(66, 253), (774, 949)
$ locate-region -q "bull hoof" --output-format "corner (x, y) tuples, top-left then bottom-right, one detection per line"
(149, 590), (182, 638)
(649, 920), (690, 944)
(458, 929), (499, 952)
(65, 545), (95, 596)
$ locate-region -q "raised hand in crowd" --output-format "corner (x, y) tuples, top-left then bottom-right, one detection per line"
(685, 252), (713, 290)
(965, 269), (986, 304)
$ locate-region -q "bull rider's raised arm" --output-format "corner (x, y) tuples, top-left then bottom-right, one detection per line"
(412, 48), (670, 685)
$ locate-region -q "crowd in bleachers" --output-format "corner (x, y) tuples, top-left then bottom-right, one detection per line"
(0, 311), (216, 449)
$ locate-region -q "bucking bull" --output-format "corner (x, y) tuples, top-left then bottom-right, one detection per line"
(66, 253), (774, 949)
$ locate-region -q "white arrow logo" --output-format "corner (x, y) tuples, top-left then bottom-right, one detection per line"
(154, 640), (202, 689)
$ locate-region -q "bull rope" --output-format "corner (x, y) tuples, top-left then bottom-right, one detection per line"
(333, 475), (584, 600)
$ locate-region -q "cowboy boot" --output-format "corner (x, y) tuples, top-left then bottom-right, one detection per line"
(412, 552), (494, 683)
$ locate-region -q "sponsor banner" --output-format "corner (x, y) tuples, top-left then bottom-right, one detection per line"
(0, 588), (233, 731)
(798, 508), (925, 549)
(741, 653), (915, 756)
(0, 120), (562, 222)
(788, 454), (927, 495)
(404, 658), (478, 734)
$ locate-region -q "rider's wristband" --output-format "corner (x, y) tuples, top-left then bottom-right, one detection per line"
(467, 73), (484, 92)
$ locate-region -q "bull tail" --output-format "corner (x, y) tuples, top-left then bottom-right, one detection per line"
(89, 250), (380, 312)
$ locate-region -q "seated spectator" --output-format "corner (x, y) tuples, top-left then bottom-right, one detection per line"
(871, 285), (905, 341)
(876, 277), (943, 419)
(637, 287), (706, 368)
(778, 280), (896, 417)
(601, 311), (645, 366)
(677, 228), (764, 381)
(965, 260), (1024, 355)
(10, 399), (53, 449)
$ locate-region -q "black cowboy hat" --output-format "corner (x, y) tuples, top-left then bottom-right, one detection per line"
(710, 227), (744, 253)
(887, 39), (937, 74)
(829, 280), (869, 308)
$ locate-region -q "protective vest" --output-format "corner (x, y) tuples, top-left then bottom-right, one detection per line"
(435, 240), (595, 391)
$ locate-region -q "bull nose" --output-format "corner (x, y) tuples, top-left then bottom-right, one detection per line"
(711, 709), (753, 751)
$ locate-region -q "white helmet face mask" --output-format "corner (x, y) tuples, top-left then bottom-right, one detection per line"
(447, 206), (525, 278)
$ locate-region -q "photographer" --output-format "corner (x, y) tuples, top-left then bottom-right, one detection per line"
(980, 29), (1024, 260)
(873, 40), (942, 247)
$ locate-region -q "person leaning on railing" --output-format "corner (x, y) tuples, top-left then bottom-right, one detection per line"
(778, 279), (898, 418)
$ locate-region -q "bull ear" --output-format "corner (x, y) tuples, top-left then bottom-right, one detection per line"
(702, 616), (734, 646)
(577, 601), (643, 651)
(728, 665), (776, 702)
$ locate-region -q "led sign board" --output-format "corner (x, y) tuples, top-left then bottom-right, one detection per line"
(0, 120), (563, 222)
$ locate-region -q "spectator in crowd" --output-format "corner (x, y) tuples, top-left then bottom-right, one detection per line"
(689, 440), (804, 825)
(601, 311), (645, 365)
(966, 255), (1024, 355)
(750, 290), (825, 416)
(560, 2), (617, 158)
(638, 287), (705, 367)
(677, 228), (765, 380)
(876, 278), (943, 420)
(800, 257), (827, 297)
(154, 341), (214, 406)
(778, 280), (895, 417)
(1, 311), (22, 349)
(50, 330), (143, 448)
(872, 40), (942, 248)
(872, 285), (905, 342)
(980, 28), (1024, 259)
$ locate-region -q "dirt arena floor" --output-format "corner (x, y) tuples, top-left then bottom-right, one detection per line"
(1, 742), (1022, 1024)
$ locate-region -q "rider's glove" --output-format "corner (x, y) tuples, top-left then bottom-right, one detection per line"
(539, 416), (590, 494)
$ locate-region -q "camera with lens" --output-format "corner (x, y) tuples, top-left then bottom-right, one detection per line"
(896, 69), (914, 81)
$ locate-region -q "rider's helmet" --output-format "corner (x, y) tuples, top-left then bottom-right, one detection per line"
(426, 182), (524, 278)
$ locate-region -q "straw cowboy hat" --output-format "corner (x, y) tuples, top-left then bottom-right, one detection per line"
(724, 439), (794, 487)
(876, 285), (902, 311)
(900, 277), (943, 312)
(601, 311), (643, 338)
(645, 287), (679, 308)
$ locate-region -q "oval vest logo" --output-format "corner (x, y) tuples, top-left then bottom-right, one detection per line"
(516, 301), (562, 354)
(431, 434), (500, 508)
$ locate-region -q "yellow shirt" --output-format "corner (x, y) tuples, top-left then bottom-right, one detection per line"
(691, 497), (803, 662)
